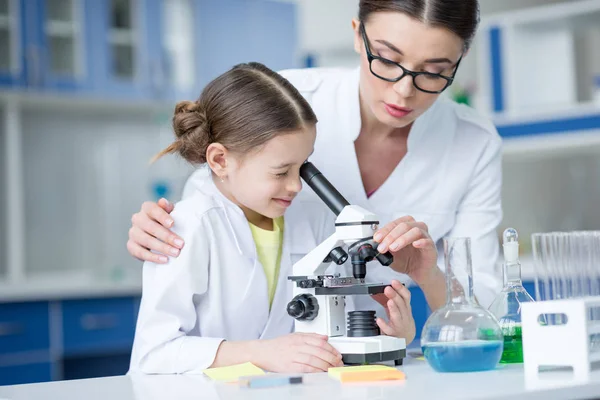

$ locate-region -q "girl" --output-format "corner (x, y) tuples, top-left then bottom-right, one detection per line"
(128, 62), (416, 375)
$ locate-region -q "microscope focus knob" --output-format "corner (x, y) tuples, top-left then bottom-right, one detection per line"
(286, 294), (319, 321)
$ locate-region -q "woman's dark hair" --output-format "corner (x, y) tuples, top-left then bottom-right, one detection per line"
(154, 62), (317, 164)
(358, 0), (480, 49)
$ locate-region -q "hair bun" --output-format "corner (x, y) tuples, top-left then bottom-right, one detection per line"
(172, 100), (209, 140)
(175, 100), (202, 115)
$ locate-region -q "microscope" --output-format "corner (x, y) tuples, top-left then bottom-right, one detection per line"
(286, 162), (406, 365)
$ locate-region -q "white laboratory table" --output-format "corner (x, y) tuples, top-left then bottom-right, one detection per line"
(1, 358), (599, 400)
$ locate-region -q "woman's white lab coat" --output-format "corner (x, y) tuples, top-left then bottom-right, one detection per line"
(129, 176), (331, 374)
(184, 67), (503, 310)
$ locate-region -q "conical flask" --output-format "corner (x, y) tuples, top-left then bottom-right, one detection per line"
(421, 237), (503, 372)
(488, 228), (535, 363)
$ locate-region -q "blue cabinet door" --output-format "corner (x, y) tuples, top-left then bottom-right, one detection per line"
(247, 0), (298, 72)
(0, 301), (51, 355)
(0, 0), (27, 87)
(0, 362), (53, 386)
(24, 0), (94, 92)
(195, 0), (298, 89)
(91, 0), (152, 99)
(61, 297), (137, 356)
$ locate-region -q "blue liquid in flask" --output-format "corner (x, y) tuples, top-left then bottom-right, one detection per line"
(422, 340), (503, 373)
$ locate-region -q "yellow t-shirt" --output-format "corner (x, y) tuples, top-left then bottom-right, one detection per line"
(248, 217), (284, 309)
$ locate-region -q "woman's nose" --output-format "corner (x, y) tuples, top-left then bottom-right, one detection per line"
(393, 75), (416, 98)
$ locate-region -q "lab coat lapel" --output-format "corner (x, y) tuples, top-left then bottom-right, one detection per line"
(198, 176), (272, 337)
(260, 208), (317, 338)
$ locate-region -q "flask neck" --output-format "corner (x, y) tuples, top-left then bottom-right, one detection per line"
(443, 237), (476, 306)
(446, 272), (475, 305)
(503, 260), (523, 287)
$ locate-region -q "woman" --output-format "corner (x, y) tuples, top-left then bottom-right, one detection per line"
(127, 0), (502, 314)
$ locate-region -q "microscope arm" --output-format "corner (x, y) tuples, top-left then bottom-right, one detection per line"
(292, 233), (344, 277)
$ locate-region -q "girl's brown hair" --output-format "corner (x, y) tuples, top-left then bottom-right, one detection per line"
(154, 62), (318, 164)
(359, 0), (480, 50)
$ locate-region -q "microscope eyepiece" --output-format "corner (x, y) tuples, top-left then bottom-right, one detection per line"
(300, 162), (349, 216)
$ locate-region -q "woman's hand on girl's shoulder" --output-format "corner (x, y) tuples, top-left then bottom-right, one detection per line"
(127, 198), (185, 264)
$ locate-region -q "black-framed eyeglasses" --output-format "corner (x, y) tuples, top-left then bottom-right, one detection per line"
(360, 23), (462, 94)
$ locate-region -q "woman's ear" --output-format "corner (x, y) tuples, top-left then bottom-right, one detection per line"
(351, 18), (361, 54)
(206, 143), (229, 179)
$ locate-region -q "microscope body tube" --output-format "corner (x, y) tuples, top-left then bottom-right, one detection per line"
(299, 162), (349, 216)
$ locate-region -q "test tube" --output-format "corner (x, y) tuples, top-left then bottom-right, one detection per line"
(532, 233), (549, 302)
(592, 232), (600, 350)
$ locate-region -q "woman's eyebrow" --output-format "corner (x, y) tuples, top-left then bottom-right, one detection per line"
(375, 39), (453, 64)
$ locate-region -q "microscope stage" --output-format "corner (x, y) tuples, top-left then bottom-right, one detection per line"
(314, 284), (387, 296)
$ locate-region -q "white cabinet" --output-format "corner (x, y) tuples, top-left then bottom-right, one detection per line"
(17, 105), (193, 279)
(477, 0), (600, 120)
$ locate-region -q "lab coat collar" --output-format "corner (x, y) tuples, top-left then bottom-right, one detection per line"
(340, 66), (362, 142)
(195, 176), (255, 258)
(194, 175), (319, 268)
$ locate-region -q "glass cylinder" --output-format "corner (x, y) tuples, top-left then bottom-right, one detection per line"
(421, 237), (503, 373)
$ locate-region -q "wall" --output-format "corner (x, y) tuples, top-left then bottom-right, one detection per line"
(19, 105), (194, 278)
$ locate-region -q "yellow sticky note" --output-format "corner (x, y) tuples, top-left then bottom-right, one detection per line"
(328, 365), (395, 380)
(203, 362), (265, 382)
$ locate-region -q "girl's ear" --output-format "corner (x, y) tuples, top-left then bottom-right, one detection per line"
(206, 143), (229, 179)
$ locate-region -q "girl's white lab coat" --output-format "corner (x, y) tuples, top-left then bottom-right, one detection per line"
(129, 176), (332, 374)
(183, 67), (503, 309)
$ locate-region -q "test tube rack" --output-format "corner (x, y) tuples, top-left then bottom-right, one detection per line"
(521, 296), (600, 382)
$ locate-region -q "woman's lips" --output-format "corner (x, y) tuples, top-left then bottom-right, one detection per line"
(384, 103), (413, 118)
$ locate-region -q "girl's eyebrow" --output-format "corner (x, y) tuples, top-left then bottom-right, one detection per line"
(272, 162), (292, 169)
(272, 149), (314, 169)
(375, 39), (453, 64)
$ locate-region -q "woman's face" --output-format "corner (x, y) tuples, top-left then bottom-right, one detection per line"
(353, 12), (464, 129)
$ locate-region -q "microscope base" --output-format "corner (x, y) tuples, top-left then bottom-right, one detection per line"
(329, 335), (407, 366)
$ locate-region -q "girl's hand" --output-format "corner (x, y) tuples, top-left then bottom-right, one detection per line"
(371, 280), (416, 345)
(253, 333), (344, 373)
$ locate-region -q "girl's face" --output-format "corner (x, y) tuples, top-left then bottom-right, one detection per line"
(353, 12), (464, 129)
(221, 125), (316, 224)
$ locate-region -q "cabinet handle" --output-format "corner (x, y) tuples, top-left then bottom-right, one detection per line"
(0, 322), (25, 337)
(80, 314), (119, 331)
